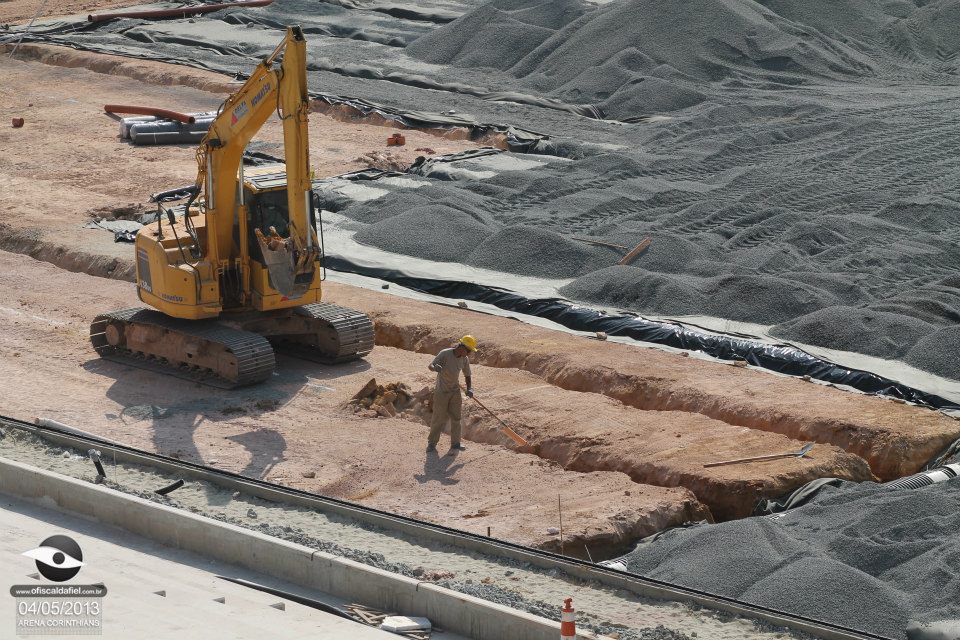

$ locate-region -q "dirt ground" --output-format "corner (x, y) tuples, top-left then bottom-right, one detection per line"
(368, 295), (960, 480)
(0, 249), (712, 555)
(2, 46), (960, 555)
(0, 50), (479, 270)
(0, 0), (140, 24)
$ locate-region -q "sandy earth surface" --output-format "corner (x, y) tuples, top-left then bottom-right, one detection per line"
(0, 0), (140, 24)
(362, 287), (960, 481)
(0, 51), (480, 270)
(0, 249), (711, 555)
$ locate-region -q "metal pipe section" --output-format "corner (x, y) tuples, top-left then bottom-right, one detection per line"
(88, 0), (274, 23)
(104, 104), (195, 124)
(120, 111), (217, 139)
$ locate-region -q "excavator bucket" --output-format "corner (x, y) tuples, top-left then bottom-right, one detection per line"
(255, 228), (313, 299)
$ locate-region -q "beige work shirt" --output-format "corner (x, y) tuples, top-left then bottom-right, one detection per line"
(431, 347), (471, 393)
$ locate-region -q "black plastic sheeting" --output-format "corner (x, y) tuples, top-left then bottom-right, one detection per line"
(925, 436), (960, 470)
(322, 256), (960, 412)
(309, 60), (606, 120)
(408, 147), (504, 178)
(312, 93), (548, 152)
(753, 478), (847, 515)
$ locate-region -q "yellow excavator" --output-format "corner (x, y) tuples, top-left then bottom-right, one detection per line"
(90, 26), (374, 387)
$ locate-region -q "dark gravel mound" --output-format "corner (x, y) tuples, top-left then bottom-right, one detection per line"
(561, 268), (836, 324)
(409, 0), (881, 118)
(618, 480), (960, 638)
(905, 327), (960, 380)
(343, 191), (434, 224)
(353, 204), (497, 262)
(559, 266), (707, 316)
(465, 225), (613, 278)
(406, 0), (588, 71)
(773, 306), (935, 359)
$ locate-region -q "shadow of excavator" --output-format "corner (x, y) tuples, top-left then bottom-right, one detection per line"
(84, 353), (369, 505)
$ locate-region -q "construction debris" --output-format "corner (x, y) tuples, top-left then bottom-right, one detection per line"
(356, 150), (408, 172)
(387, 132), (406, 146)
(349, 378), (427, 418)
(347, 604), (432, 639)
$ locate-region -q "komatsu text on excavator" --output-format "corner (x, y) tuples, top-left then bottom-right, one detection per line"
(90, 26), (374, 387)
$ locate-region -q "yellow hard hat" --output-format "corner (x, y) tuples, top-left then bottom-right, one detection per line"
(459, 335), (478, 352)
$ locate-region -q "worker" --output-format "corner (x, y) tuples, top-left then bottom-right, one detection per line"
(426, 335), (477, 453)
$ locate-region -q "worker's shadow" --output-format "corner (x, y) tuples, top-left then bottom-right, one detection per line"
(414, 450), (464, 486)
(82, 354), (346, 504)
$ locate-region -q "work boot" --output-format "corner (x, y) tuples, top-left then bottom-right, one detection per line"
(426, 443), (437, 452)
(450, 444), (466, 452)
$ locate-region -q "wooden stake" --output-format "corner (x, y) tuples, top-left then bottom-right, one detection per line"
(618, 237), (652, 265)
(558, 493), (564, 556)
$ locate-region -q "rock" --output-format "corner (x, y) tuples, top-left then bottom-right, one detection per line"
(247, 508), (258, 519)
(301, 470), (316, 479)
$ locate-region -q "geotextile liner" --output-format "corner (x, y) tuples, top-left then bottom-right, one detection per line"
(616, 478), (960, 639)
(322, 255), (960, 411)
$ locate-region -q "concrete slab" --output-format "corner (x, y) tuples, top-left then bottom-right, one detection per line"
(0, 495), (408, 639)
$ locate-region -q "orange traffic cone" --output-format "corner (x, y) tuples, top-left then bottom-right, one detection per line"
(560, 597), (576, 639)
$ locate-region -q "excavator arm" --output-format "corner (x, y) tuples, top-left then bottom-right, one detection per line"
(194, 25), (317, 299)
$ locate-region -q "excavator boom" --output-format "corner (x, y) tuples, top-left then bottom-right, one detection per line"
(197, 25), (317, 300)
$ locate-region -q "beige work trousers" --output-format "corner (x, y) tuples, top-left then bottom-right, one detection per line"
(428, 388), (462, 447)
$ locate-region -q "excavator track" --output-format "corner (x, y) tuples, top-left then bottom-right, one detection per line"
(90, 308), (276, 389)
(273, 302), (375, 365)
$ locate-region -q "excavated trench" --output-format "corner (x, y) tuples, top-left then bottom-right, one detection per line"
(0, 227), (950, 524)
(372, 316), (960, 481)
(373, 378), (876, 521)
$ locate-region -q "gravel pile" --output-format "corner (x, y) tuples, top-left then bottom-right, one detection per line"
(406, 0), (904, 118)
(772, 307), (935, 360)
(353, 203), (498, 262)
(618, 479), (960, 638)
(560, 268), (839, 324)
(465, 225), (613, 278)
(32, 0), (960, 379)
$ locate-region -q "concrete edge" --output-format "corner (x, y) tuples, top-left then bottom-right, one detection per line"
(20, 422), (876, 640)
(0, 456), (603, 640)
